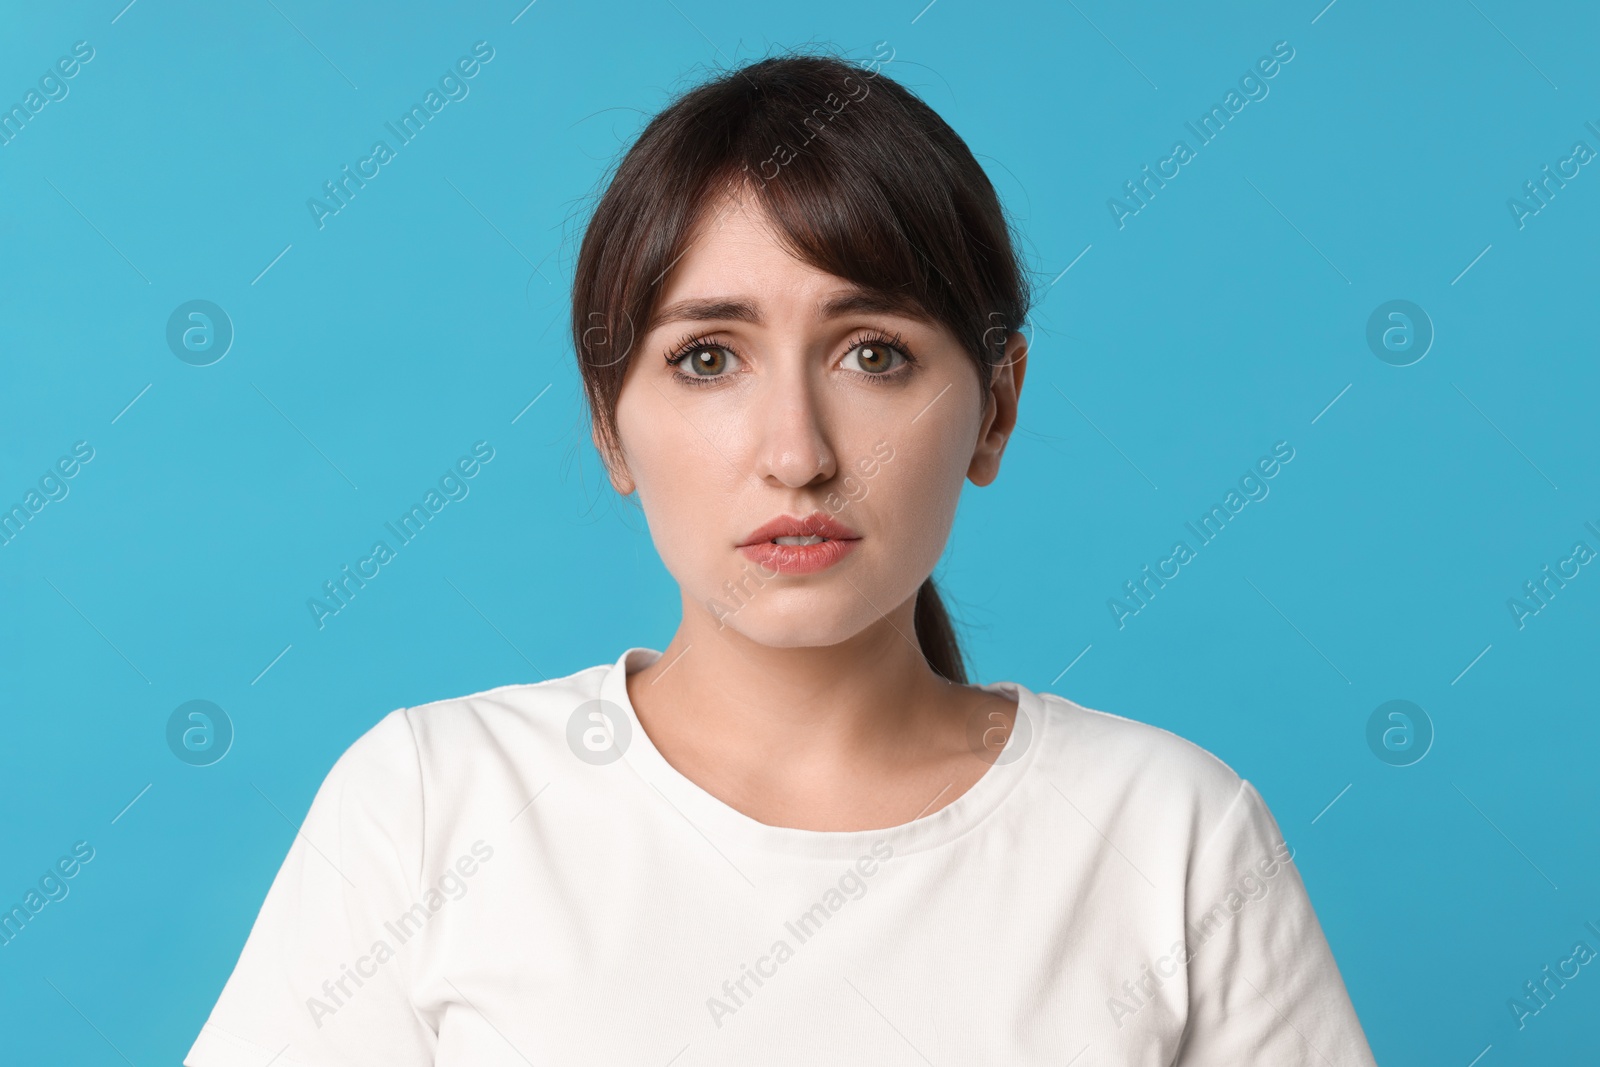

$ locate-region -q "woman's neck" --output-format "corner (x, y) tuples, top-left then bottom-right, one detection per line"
(623, 593), (1015, 831)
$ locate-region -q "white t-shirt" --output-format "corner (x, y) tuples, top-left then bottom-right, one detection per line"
(185, 646), (1378, 1067)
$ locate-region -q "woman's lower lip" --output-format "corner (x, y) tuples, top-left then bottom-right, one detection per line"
(736, 538), (860, 575)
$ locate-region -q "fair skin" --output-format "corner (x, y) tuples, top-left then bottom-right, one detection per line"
(598, 185), (1028, 832)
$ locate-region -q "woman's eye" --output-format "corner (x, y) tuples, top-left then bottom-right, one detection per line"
(682, 346), (740, 376)
(842, 341), (905, 375)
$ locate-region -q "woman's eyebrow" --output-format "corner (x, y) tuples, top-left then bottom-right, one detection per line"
(648, 288), (925, 331)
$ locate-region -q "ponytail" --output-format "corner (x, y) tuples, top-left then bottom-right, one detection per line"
(913, 577), (967, 684)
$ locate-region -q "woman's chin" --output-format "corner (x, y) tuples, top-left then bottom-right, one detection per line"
(702, 599), (883, 650)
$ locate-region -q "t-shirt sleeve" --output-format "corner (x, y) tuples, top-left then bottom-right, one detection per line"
(1173, 779), (1378, 1067)
(184, 708), (438, 1067)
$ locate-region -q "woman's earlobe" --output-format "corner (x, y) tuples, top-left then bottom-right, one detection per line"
(593, 430), (637, 496)
(607, 455), (636, 496)
(608, 465), (636, 496)
(967, 334), (1026, 486)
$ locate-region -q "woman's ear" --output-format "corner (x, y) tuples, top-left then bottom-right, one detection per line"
(593, 424), (637, 496)
(967, 330), (1027, 487)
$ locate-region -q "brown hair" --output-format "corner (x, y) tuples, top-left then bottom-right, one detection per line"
(569, 47), (1033, 684)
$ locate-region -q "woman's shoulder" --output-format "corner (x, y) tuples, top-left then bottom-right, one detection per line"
(407, 660), (613, 751)
(1027, 688), (1251, 831)
(328, 659), (615, 787)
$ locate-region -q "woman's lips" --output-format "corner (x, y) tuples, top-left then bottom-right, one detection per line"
(736, 510), (862, 575)
(737, 537), (859, 575)
(738, 511), (860, 545)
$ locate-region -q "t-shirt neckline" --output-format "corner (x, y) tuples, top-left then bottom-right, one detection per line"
(599, 646), (1048, 861)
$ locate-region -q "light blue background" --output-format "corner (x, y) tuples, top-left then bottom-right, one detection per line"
(2, 0), (1597, 1063)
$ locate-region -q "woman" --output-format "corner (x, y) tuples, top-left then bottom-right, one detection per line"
(186, 50), (1378, 1066)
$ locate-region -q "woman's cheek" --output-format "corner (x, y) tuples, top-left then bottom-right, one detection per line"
(635, 474), (698, 563)
(857, 462), (945, 582)
(903, 433), (970, 555)
(633, 453), (736, 591)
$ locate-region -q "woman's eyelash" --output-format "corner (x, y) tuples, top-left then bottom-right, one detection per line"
(663, 330), (919, 385)
(663, 331), (724, 367)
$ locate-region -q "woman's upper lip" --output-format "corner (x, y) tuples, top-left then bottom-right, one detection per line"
(738, 511), (861, 546)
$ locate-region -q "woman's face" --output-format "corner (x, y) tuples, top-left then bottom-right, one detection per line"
(605, 188), (1025, 649)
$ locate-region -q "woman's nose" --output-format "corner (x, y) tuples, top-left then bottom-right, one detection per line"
(751, 373), (837, 488)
